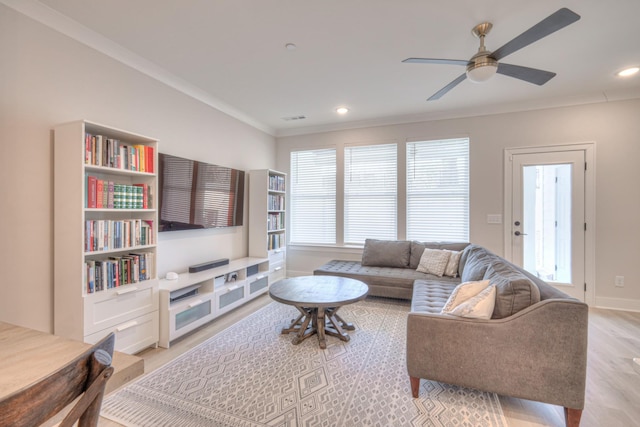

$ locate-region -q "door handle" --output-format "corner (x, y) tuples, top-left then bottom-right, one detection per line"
(514, 231), (528, 236)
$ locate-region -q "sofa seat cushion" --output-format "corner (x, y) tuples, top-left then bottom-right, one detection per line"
(411, 280), (460, 314)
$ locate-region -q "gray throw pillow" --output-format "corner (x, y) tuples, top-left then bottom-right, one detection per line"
(409, 241), (470, 269)
(361, 239), (411, 268)
(484, 262), (541, 319)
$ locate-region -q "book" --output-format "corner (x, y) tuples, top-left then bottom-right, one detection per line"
(91, 135), (96, 166)
(87, 175), (97, 208)
(84, 260), (95, 293)
(133, 183), (147, 209)
(135, 145), (146, 173)
(85, 133), (92, 165)
(95, 135), (103, 167)
(107, 181), (114, 209)
(96, 179), (104, 208)
(145, 145), (154, 173)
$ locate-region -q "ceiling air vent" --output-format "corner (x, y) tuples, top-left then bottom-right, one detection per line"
(282, 115), (306, 121)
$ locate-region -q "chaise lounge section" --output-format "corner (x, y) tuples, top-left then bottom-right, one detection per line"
(314, 239), (588, 427)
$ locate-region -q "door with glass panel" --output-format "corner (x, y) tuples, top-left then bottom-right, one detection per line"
(510, 150), (585, 301)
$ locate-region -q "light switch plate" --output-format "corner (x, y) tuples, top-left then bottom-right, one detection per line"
(487, 214), (502, 224)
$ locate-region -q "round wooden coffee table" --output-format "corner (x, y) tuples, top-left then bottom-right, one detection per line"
(269, 276), (369, 349)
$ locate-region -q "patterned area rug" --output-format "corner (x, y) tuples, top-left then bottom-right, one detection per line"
(102, 298), (506, 427)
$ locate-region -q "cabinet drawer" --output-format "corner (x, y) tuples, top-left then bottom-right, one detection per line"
(269, 249), (286, 264)
(269, 262), (286, 283)
(215, 283), (246, 316)
(84, 281), (158, 336)
(85, 311), (158, 354)
(249, 275), (269, 296)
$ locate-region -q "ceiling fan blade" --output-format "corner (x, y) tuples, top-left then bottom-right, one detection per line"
(491, 8), (580, 61)
(428, 73), (467, 101)
(497, 63), (556, 85)
(403, 58), (469, 66)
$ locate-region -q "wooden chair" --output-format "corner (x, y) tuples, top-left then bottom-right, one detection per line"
(0, 332), (115, 427)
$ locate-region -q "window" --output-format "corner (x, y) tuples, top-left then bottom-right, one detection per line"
(407, 138), (469, 242)
(289, 148), (336, 244)
(344, 143), (397, 244)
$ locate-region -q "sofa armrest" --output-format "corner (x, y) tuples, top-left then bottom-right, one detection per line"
(407, 298), (588, 410)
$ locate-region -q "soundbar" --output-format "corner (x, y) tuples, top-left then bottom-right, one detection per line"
(188, 258), (230, 273)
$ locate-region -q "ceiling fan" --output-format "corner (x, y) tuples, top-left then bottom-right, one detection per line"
(403, 8), (581, 101)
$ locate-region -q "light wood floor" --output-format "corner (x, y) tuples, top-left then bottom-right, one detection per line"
(101, 296), (640, 426)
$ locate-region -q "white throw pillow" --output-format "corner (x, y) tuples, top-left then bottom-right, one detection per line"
(416, 248), (451, 277)
(446, 285), (497, 319)
(440, 279), (490, 313)
(443, 250), (462, 278)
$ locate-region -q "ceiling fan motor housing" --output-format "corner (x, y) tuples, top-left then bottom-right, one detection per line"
(466, 22), (499, 83)
(467, 51), (498, 83)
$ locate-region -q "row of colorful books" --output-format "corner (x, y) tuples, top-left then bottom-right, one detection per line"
(85, 132), (155, 173)
(268, 232), (285, 250)
(84, 252), (154, 294)
(86, 175), (153, 209)
(85, 219), (154, 253)
(268, 175), (285, 192)
(268, 194), (285, 211)
(267, 212), (285, 231)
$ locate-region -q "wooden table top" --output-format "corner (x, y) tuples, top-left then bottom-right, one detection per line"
(0, 321), (143, 399)
(269, 276), (368, 307)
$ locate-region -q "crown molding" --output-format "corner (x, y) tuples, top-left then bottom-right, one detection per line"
(1, 0), (275, 136)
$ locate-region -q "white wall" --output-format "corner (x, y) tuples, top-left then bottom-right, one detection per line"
(277, 99), (640, 311)
(0, 5), (276, 332)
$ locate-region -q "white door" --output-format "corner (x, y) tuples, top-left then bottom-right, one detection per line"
(509, 150), (586, 301)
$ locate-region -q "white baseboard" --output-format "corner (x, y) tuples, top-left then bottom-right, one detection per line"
(594, 297), (640, 313)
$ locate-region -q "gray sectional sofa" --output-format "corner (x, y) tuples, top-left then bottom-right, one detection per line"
(314, 239), (588, 427)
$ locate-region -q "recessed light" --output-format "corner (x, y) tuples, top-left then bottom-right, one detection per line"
(336, 107), (349, 114)
(616, 67), (639, 77)
(285, 43), (297, 51)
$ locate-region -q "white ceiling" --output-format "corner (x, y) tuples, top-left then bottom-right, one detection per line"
(14, 0), (640, 136)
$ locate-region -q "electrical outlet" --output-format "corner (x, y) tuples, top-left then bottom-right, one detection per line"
(615, 276), (624, 287)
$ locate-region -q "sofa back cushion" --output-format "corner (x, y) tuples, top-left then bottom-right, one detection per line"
(409, 241), (470, 269)
(361, 239), (411, 268)
(459, 244), (493, 282)
(483, 262), (541, 319)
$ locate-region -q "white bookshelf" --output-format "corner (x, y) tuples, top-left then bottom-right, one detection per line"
(249, 169), (287, 284)
(54, 120), (159, 354)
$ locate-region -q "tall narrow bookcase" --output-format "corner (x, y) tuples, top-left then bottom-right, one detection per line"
(54, 120), (159, 354)
(249, 169), (286, 283)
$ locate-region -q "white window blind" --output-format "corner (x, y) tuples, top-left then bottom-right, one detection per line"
(344, 143), (397, 244)
(407, 138), (469, 242)
(290, 148), (336, 244)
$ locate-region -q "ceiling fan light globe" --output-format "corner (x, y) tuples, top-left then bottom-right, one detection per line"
(466, 62), (498, 83)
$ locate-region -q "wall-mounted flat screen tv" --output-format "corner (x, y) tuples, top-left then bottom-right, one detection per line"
(158, 153), (245, 232)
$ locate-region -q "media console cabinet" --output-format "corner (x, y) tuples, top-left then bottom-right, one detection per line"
(158, 257), (270, 348)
